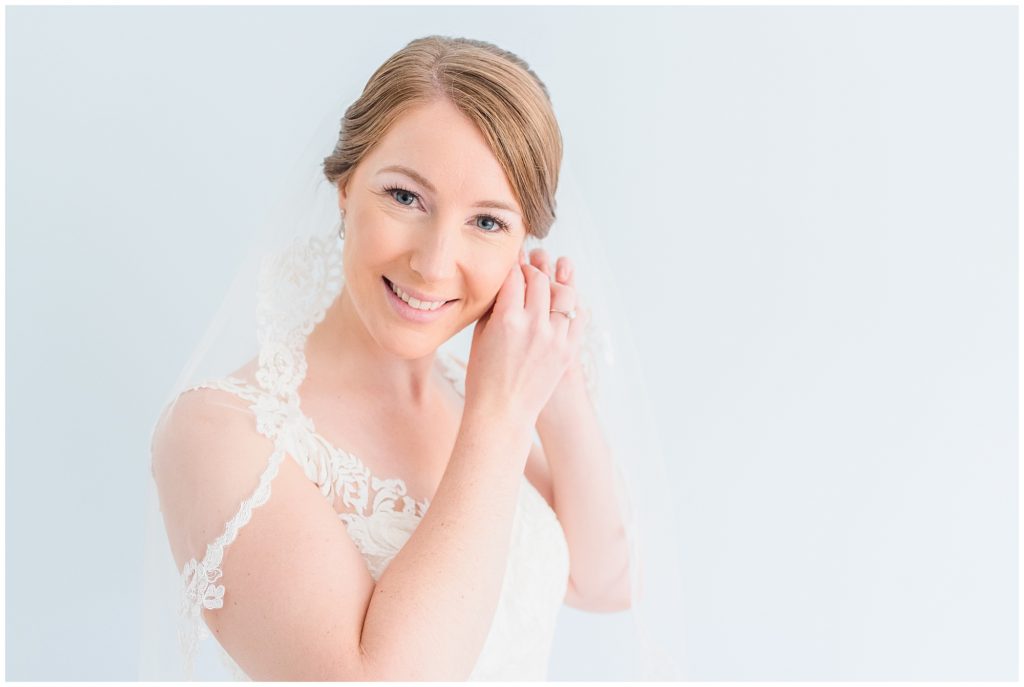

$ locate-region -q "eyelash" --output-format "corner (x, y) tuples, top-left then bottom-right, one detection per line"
(381, 184), (512, 234)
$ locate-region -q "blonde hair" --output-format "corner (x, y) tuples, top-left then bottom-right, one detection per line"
(322, 35), (562, 239)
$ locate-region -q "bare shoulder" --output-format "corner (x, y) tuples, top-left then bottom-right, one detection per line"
(151, 384), (264, 482)
(150, 383), (376, 680)
(150, 385), (274, 570)
(149, 355), (263, 519)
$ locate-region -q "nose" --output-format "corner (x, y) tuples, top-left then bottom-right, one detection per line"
(408, 224), (458, 284)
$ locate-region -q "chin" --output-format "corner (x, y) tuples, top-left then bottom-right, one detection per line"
(369, 324), (449, 360)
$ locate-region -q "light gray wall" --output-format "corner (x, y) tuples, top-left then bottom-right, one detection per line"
(5, 5), (1016, 680)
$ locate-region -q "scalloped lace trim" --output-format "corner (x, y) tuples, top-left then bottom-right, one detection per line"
(177, 444), (287, 677)
(175, 229), (344, 679)
(174, 353), (469, 678)
(173, 225), (569, 680)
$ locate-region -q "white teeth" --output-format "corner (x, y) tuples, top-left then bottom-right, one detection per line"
(389, 279), (445, 311)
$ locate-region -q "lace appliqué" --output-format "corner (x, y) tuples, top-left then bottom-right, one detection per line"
(177, 443), (288, 679)
(255, 232), (344, 401)
(175, 229), (344, 678)
(172, 222), (570, 679)
(285, 401), (434, 581)
(174, 347), (571, 680)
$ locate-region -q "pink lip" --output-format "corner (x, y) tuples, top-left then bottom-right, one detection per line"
(382, 276), (457, 323)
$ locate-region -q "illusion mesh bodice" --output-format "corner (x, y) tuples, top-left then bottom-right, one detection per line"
(166, 231), (571, 680)
(175, 355), (571, 680)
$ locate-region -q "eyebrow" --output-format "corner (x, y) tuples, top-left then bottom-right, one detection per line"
(376, 164), (521, 216)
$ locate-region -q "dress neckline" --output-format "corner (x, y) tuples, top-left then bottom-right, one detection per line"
(200, 350), (468, 517)
(294, 350), (466, 515)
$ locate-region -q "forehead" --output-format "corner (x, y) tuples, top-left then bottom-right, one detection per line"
(362, 100), (518, 205)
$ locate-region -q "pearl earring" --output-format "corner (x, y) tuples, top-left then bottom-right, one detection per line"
(338, 211), (346, 239)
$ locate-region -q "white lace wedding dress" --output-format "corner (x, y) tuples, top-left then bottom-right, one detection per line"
(163, 233), (571, 681)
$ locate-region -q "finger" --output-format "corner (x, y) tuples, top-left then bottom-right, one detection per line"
(522, 262), (551, 319)
(495, 259), (526, 313)
(554, 256), (568, 283)
(555, 256), (575, 287)
(529, 247), (553, 281)
(547, 282), (575, 335)
(548, 280), (574, 316)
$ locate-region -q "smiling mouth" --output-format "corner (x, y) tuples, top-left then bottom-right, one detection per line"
(382, 276), (458, 305)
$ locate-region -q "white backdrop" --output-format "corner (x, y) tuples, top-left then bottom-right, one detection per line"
(5, 4), (1017, 681)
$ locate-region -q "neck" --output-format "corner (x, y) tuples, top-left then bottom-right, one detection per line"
(304, 285), (440, 408)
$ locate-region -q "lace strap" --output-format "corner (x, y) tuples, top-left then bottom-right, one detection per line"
(177, 443), (288, 679)
(183, 376), (263, 404)
(181, 375), (316, 443)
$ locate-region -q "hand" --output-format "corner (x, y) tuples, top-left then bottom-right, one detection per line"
(525, 248), (593, 414)
(464, 247), (586, 426)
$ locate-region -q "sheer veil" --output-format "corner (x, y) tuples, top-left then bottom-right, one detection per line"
(139, 80), (686, 680)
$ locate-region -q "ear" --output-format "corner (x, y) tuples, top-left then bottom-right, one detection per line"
(337, 170), (356, 211)
(337, 181), (348, 214)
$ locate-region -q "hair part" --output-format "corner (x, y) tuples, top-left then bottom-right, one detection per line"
(322, 35), (562, 239)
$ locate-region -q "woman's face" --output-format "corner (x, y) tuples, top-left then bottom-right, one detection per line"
(337, 98), (528, 358)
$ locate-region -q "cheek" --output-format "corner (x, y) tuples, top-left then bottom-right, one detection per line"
(471, 259), (518, 303)
(345, 219), (405, 271)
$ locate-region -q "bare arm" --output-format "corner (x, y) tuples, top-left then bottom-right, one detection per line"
(523, 247), (631, 611)
(536, 360), (632, 611)
(360, 259), (584, 678)
(358, 399), (534, 680)
(153, 386), (535, 681)
(154, 262), (569, 681)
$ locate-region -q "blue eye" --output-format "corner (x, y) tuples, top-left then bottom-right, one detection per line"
(476, 216), (503, 233)
(387, 187), (417, 206)
(380, 184), (511, 234)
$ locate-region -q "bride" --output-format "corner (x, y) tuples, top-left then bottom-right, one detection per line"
(143, 35), (681, 681)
